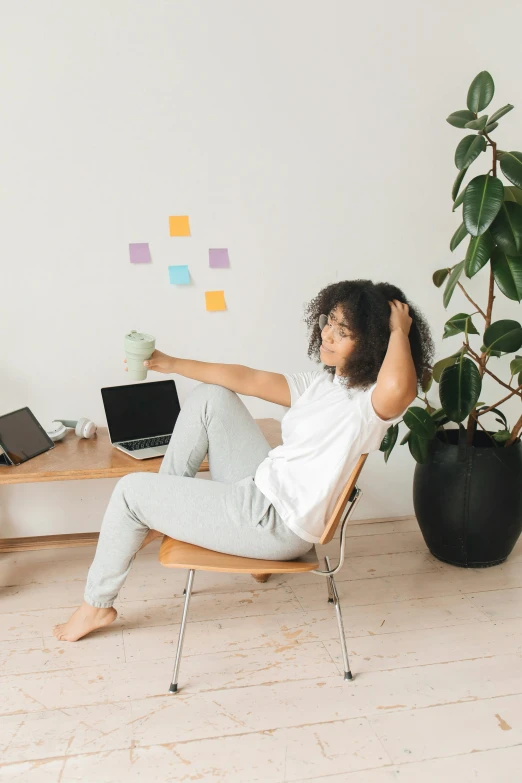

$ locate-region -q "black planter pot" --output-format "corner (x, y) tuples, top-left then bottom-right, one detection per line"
(413, 430), (522, 567)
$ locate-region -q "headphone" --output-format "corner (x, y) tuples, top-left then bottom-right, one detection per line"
(47, 418), (98, 442)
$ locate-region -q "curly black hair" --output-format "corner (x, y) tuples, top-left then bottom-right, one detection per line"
(304, 280), (434, 391)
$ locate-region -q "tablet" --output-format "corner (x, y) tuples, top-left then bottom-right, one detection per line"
(0, 407), (55, 466)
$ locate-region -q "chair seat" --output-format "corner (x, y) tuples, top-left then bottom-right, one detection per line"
(158, 536), (319, 575)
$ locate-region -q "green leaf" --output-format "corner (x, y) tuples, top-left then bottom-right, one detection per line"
(484, 122), (499, 134)
(380, 423), (399, 463)
(455, 135), (487, 171)
(452, 168), (468, 203)
(453, 185), (468, 212)
(433, 268), (450, 288)
(379, 424), (396, 451)
(408, 432), (430, 464)
(477, 405), (508, 429)
(432, 351), (463, 383)
(467, 71), (495, 113)
(504, 186), (522, 207)
(403, 407), (437, 439)
(443, 313), (479, 339)
(499, 151), (522, 190)
(483, 319), (522, 353)
(400, 430), (411, 446)
(443, 261), (465, 308)
(493, 430), (511, 444)
(465, 114), (489, 131)
(490, 202), (522, 256)
(439, 355), (482, 423)
(480, 344), (503, 358)
(491, 250), (522, 302)
(463, 174), (504, 236)
(430, 407), (450, 427)
(450, 222), (468, 252)
(510, 356), (522, 376)
(464, 231), (493, 278)
(488, 104), (514, 124)
(447, 109), (476, 128)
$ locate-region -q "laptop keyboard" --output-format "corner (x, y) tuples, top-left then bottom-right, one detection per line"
(119, 435), (171, 451)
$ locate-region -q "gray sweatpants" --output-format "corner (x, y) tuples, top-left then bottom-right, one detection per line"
(84, 383), (312, 608)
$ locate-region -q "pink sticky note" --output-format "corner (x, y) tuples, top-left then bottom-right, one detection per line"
(209, 248), (230, 268)
(129, 243), (151, 263)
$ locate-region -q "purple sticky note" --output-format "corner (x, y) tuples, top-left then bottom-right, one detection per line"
(129, 243), (152, 264)
(209, 248), (230, 268)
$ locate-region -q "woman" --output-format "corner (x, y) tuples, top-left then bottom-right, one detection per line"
(53, 279), (433, 642)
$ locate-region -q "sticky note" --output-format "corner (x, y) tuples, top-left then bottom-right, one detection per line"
(129, 243), (151, 263)
(168, 265), (191, 285)
(205, 290), (226, 311)
(169, 216), (191, 236)
(209, 248), (230, 268)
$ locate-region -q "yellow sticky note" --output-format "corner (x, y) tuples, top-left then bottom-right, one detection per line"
(169, 215), (191, 236)
(205, 290), (227, 312)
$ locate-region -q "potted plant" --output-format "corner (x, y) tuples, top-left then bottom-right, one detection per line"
(381, 70), (522, 567)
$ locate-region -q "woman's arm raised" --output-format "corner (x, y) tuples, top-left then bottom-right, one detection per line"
(371, 300), (418, 421)
(124, 351), (291, 406)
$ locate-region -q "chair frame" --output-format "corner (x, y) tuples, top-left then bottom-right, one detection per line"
(164, 455), (367, 693)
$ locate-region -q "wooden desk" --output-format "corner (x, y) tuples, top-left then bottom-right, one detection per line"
(0, 418), (282, 552)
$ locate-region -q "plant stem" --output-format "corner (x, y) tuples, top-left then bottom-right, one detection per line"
(469, 409), (499, 446)
(484, 130), (498, 175)
(485, 268), (495, 327)
(506, 413), (522, 446)
(466, 345), (522, 398)
(477, 385), (522, 416)
(456, 282), (487, 319)
(464, 128), (499, 447)
(465, 242), (497, 445)
(483, 367), (522, 397)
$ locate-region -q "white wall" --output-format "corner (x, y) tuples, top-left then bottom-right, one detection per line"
(2, 0), (521, 537)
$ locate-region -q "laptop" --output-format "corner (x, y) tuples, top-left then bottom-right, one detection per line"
(101, 380), (181, 459)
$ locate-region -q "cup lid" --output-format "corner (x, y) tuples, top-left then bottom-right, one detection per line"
(124, 330), (155, 347)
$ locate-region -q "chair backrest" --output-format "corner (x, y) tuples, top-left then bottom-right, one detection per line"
(319, 454), (368, 545)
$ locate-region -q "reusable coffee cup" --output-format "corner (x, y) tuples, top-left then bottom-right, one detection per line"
(124, 330), (156, 380)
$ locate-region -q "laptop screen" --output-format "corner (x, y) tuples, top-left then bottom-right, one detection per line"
(101, 380), (181, 443)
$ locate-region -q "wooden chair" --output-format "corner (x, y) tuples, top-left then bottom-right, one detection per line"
(158, 454), (368, 692)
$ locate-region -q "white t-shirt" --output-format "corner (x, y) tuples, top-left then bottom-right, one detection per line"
(254, 370), (406, 544)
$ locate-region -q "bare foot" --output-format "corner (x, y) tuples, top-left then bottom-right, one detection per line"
(52, 600), (117, 642)
(139, 529), (164, 551)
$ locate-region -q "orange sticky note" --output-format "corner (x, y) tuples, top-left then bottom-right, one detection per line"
(169, 215), (191, 236)
(205, 290), (227, 312)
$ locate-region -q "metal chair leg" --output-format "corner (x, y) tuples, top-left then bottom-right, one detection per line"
(324, 557), (333, 604)
(182, 570), (191, 596)
(325, 555), (352, 681)
(169, 569), (195, 693)
(325, 556), (334, 603)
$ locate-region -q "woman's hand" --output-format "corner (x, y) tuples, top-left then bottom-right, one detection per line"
(389, 300), (412, 335)
(123, 349), (175, 374)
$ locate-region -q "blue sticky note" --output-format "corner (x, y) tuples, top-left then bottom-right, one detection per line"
(168, 265), (190, 285)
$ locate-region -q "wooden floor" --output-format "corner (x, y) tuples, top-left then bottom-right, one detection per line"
(1, 517), (522, 782)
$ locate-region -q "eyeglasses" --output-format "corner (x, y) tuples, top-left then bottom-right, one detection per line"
(319, 314), (350, 343)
